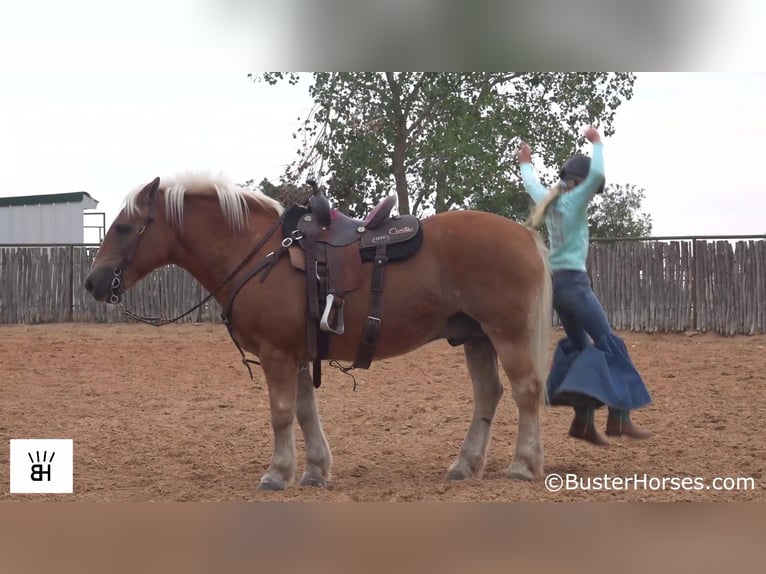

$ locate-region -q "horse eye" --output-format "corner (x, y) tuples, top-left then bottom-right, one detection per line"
(115, 223), (133, 235)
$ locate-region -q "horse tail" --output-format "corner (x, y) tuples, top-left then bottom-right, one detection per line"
(529, 228), (552, 405)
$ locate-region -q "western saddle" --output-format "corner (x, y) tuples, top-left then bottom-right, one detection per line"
(283, 184), (422, 385)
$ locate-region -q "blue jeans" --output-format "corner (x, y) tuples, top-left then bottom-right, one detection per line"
(552, 270), (612, 350)
(546, 270), (652, 411)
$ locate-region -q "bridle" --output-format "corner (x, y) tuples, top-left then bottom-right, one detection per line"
(104, 179), (333, 387)
(109, 181), (159, 304)
(108, 181), (296, 331)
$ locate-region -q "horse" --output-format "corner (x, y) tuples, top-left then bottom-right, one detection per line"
(84, 172), (553, 491)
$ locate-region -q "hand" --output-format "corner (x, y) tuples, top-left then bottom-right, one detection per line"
(518, 142), (532, 164)
(582, 126), (601, 143)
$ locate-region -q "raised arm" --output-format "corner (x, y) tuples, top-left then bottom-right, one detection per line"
(517, 142), (549, 204)
(568, 127), (605, 210)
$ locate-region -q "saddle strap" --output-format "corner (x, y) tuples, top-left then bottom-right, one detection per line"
(304, 238), (329, 388)
(353, 239), (389, 369)
(304, 240), (320, 360)
(220, 240), (292, 380)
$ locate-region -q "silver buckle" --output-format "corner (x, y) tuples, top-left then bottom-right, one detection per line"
(362, 316), (381, 343)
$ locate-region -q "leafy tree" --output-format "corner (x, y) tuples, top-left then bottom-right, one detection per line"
(251, 73), (636, 218)
(588, 183), (652, 239)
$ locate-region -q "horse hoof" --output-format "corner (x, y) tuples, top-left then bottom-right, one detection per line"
(446, 463), (475, 481)
(446, 470), (469, 481)
(505, 460), (536, 481)
(257, 477), (286, 491)
(299, 474), (327, 488)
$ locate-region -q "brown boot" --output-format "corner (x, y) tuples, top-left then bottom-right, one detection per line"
(606, 410), (653, 439)
(569, 417), (610, 447)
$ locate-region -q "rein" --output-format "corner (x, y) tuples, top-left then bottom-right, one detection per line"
(115, 205), (288, 328)
(111, 182), (340, 387)
(218, 227), (303, 379)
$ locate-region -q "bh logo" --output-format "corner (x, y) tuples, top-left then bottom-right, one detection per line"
(9, 439), (73, 494)
(29, 450), (55, 481)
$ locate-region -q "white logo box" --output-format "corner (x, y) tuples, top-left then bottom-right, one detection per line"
(9, 439), (73, 494)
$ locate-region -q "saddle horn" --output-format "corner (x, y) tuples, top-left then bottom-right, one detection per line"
(307, 180), (332, 227)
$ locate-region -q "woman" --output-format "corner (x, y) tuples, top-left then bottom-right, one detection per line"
(518, 126), (652, 446)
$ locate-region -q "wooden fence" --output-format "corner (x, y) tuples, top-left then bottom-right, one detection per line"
(587, 237), (766, 335)
(0, 245), (222, 325)
(1, 237), (765, 334)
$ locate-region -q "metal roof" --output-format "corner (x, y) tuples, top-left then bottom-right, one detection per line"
(0, 191), (98, 208)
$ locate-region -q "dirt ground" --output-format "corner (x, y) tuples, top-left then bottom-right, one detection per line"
(0, 323), (763, 501)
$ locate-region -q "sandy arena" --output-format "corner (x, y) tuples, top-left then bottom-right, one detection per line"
(1, 323), (763, 501)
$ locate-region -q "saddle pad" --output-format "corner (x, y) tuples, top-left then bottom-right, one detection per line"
(359, 228), (423, 262)
(283, 205), (310, 238)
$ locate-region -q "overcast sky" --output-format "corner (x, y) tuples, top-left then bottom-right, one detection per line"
(2, 1), (765, 243)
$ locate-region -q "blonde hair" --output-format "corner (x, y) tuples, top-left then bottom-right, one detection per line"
(525, 175), (586, 229)
(525, 180), (566, 229)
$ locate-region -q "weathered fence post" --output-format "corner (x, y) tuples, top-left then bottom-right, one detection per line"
(67, 244), (74, 322)
(691, 237), (698, 332)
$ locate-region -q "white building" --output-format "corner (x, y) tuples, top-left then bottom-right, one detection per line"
(0, 192), (101, 244)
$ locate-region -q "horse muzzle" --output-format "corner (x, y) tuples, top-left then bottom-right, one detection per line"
(84, 266), (123, 304)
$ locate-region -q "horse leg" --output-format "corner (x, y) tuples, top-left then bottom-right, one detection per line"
(446, 336), (504, 481)
(296, 364), (332, 487)
(493, 338), (545, 481)
(257, 350), (300, 491)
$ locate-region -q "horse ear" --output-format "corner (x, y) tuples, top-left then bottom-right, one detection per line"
(141, 177), (161, 196)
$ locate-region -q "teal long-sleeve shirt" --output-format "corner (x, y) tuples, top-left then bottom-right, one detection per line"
(520, 142), (605, 272)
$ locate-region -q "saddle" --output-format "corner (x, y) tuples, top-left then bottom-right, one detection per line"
(283, 187), (422, 381)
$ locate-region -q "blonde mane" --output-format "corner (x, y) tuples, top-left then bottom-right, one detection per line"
(122, 172), (284, 233)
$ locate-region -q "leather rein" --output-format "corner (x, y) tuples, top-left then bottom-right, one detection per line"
(110, 187), (297, 376)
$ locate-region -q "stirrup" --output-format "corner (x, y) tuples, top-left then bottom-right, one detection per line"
(319, 293), (345, 335)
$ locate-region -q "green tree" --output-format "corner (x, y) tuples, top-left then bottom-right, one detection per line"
(588, 183), (653, 239)
(252, 72), (635, 218)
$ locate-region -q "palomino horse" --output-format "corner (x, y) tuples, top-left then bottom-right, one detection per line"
(85, 173), (552, 491)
